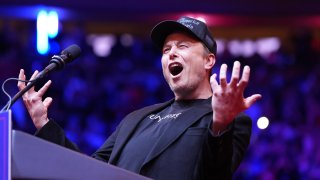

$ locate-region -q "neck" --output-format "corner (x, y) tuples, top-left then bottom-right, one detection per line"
(174, 82), (212, 100)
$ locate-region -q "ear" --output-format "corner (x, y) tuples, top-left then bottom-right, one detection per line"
(204, 53), (216, 70)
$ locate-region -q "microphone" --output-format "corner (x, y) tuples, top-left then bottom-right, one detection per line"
(36, 44), (82, 79)
(0, 44), (81, 111)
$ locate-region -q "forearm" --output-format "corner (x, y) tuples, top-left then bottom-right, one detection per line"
(230, 114), (252, 172)
(211, 110), (234, 135)
(197, 126), (233, 179)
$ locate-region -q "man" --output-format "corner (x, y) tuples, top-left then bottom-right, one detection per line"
(18, 16), (261, 179)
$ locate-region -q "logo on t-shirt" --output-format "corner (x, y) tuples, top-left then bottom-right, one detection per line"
(149, 113), (182, 123)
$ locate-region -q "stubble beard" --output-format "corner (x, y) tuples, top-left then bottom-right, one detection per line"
(168, 78), (197, 99)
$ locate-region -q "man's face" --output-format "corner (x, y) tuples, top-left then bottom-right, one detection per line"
(161, 32), (214, 100)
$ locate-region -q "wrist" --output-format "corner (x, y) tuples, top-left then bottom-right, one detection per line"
(212, 113), (230, 134)
(211, 120), (228, 135)
(35, 118), (49, 130)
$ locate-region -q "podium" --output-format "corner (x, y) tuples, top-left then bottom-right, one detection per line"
(11, 130), (151, 180)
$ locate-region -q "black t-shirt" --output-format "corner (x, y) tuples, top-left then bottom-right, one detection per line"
(116, 98), (210, 173)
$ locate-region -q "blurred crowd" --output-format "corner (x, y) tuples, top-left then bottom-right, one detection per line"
(1, 21), (320, 179)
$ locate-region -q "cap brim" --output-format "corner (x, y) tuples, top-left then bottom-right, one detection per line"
(150, 20), (197, 51)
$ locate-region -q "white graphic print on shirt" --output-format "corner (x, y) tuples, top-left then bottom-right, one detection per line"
(149, 113), (182, 122)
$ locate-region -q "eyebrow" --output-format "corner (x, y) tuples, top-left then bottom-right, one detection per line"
(163, 40), (192, 47)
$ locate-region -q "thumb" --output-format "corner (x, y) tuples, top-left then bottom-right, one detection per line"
(43, 97), (53, 109)
(245, 94), (262, 108)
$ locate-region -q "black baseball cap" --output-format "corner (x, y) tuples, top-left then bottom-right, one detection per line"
(151, 16), (217, 55)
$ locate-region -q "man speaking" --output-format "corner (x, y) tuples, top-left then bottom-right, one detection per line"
(17, 16), (261, 179)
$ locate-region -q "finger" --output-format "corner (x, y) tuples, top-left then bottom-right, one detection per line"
(238, 65), (250, 91)
(27, 70), (39, 85)
(43, 97), (53, 109)
(210, 73), (218, 90)
(219, 64), (228, 88)
(37, 80), (52, 97)
(17, 69), (26, 90)
(230, 61), (240, 87)
(245, 94), (262, 108)
(27, 70), (39, 91)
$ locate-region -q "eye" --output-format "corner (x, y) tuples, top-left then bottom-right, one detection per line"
(179, 44), (188, 49)
(163, 47), (170, 54)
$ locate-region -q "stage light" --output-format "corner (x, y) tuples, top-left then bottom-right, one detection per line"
(47, 11), (59, 38)
(257, 116), (269, 130)
(228, 40), (242, 56)
(242, 39), (255, 58)
(256, 37), (280, 58)
(36, 10), (59, 55)
(87, 34), (116, 57)
(37, 10), (49, 55)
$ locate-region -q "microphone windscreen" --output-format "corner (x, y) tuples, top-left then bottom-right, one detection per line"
(61, 44), (82, 63)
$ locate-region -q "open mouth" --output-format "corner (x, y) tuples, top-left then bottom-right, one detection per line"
(169, 63), (183, 76)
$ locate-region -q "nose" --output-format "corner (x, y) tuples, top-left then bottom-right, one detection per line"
(168, 46), (178, 60)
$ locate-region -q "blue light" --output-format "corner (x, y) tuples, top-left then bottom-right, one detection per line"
(47, 11), (59, 38)
(36, 10), (59, 55)
(37, 10), (49, 55)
